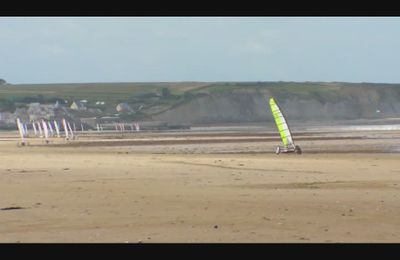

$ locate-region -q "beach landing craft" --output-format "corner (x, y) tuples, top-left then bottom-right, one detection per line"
(269, 97), (302, 155)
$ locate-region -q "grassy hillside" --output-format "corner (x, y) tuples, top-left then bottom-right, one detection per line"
(1, 81), (400, 124)
(0, 82), (208, 104)
(2, 81), (399, 103)
(189, 81), (400, 102)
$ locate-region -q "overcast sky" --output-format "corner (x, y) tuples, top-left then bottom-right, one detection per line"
(1, 17), (400, 84)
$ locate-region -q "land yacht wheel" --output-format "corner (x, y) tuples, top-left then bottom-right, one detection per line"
(276, 146), (281, 155)
(295, 145), (302, 155)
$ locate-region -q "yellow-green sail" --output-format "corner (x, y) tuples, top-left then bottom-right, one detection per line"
(269, 97), (294, 148)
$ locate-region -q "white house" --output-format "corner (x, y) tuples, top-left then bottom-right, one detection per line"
(70, 100), (87, 110)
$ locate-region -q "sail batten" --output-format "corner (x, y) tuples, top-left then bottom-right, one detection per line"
(269, 97), (294, 148)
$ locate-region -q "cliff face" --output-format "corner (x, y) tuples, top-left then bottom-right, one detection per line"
(152, 92), (268, 124)
(152, 84), (400, 124)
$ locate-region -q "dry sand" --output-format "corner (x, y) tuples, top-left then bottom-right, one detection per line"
(0, 127), (400, 242)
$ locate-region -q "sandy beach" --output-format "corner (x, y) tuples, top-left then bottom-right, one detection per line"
(1, 126), (400, 242)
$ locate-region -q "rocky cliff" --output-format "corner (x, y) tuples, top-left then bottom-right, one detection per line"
(151, 82), (400, 124)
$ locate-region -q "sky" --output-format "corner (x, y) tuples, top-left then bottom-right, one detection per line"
(1, 17), (400, 84)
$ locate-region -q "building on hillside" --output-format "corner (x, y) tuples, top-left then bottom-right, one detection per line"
(27, 103), (56, 121)
(116, 103), (133, 113)
(54, 100), (65, 108)
(70, 100), (87, 110)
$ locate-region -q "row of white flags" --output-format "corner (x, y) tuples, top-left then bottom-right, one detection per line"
(107, 122), (140, 132)
(16, 118), (140, 143)
(16, 118), (75, 142)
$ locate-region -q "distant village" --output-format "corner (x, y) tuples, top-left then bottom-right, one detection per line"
(0, 99), (137, 130)
(0, 79), (190, 130)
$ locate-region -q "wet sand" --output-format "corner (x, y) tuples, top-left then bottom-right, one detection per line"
(0, 126), (400, 242)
